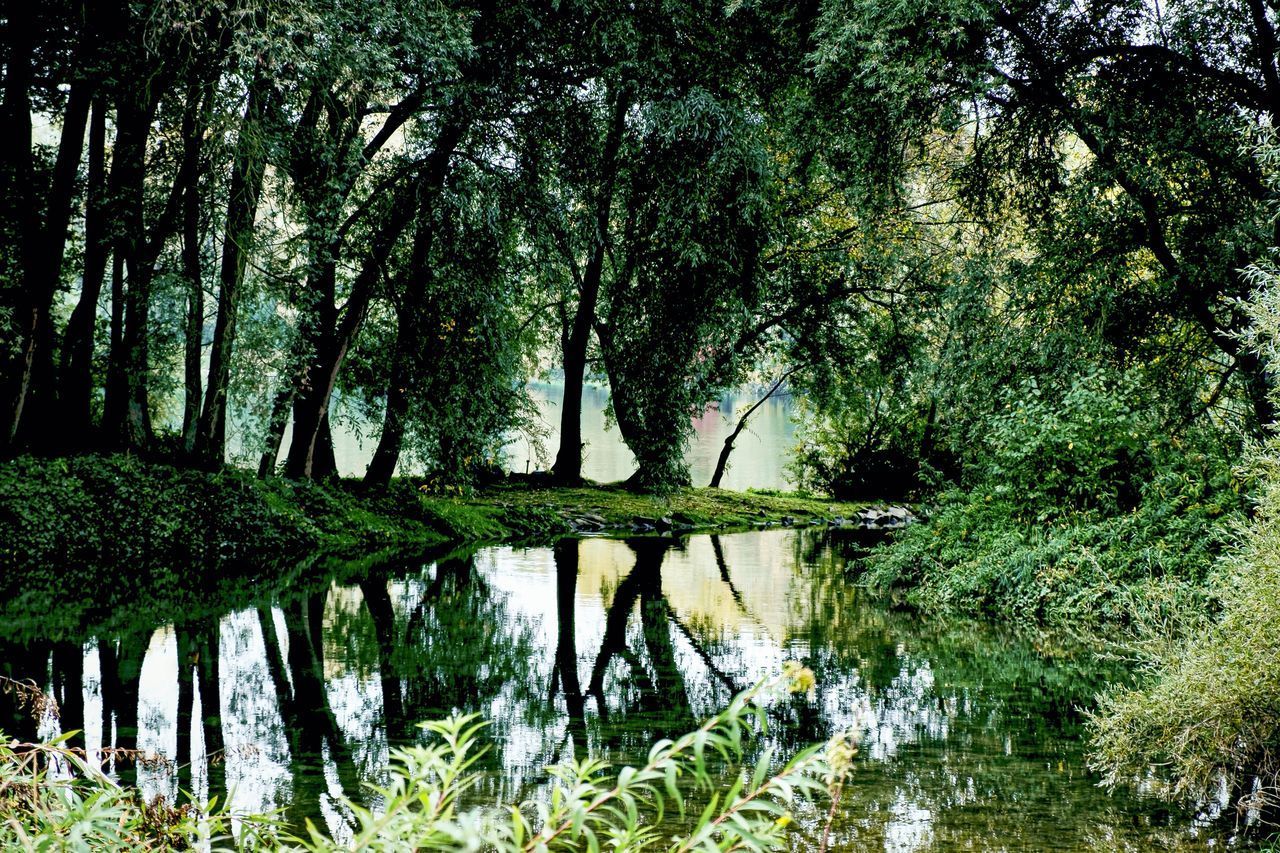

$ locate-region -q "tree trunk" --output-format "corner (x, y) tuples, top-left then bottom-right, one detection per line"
(284, 178), (427, 480)
(601, 357), (691, 493)
(0, 1), (38, 453)
(103, 633), (145, 787)
(175, 627), (196, 794)
(103, 252), (126, 439)
(587, 538), (674, 706)
(365, 223), (440, 487)
(552, 94), (628, 485)
(101, 33), (186, 451)
(194, 619), (224, 801)
(103, 97), (156, 450)
(279, 597), (363, 822)
(195, 75), (272, 468)
(19, 0), (101, 450)
(313, 414), (338, 480)
(359, 579), (406, 742)
(283, 371), (329, 481)
(552, 539), (585, 721)
(258, 377), (296, 478)
(636, 542), (690, 721)
(61, 100), (110, 447)
(23, 88), (93, 451)
(709, 370), (796, 488)
(364, 358), (411, 485)
(180, 77), (206, 456)
(363, 120), (471, 487)
(553, 301), (595, 484)
(50, 643), (85, 751)
(365, 281), (422, 485)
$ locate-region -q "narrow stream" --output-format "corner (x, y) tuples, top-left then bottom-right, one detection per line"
(0, 529), (1246, 850)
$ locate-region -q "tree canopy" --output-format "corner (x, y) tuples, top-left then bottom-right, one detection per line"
(1, 0), (1277, 493)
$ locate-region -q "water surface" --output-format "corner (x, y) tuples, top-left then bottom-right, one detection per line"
(0, 530), (1245, 850)
(230, 380), (800, 489)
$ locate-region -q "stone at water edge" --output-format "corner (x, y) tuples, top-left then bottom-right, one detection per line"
(854, 505), (917, 528)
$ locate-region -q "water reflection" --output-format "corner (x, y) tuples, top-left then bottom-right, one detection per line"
(0, 530), (1255, 850)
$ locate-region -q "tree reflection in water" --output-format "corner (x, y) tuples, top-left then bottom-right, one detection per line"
(0, 529), (1250, 850)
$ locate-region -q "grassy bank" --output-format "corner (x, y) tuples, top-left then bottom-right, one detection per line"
(856, 481), (1241, 632)
(849, 388), (1247, 634)
(0, 454), (867, 647)
(416, 481), (868, 539)
(0, 453), (864, 587)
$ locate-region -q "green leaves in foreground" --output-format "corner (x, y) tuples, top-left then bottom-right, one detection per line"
(0, 669), (854, 851)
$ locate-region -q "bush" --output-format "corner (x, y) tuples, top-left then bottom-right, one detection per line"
(1088, 446), (1280, 818)
(0, 455), (465, 645)
(859, 371), (1245, 628)
(0, 455), (312, 581)
(979, 372), (1156, 518)
(790, 348), (935, 503)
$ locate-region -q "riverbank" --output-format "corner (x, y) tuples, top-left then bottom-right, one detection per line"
(0, 453), (869, 581)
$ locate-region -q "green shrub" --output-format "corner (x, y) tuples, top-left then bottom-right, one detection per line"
(980, 371), (1156, 518)
(859, 371), (1245, 628)
(0, 455), (312, 581)
(1088, 446), (1280, 817)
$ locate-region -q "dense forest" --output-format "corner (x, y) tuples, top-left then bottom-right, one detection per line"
(4, 0), (1276, 491)
(4, 0), (1280, 846)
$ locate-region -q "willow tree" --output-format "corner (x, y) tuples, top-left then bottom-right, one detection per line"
(812, 0), (1280, 432)
(260, 0), (473, 480)
(359, 1), (553, 487)
(359, 155), (533, 488)
(516, 0), (793, 490)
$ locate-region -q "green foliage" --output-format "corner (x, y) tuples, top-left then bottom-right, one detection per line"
(1088, 445), (1280, 814)
(861, 372), (1245, 627)
(977, 372), (1156, 518)
(0, 454), (860, 581)
(1085, 165), (1280, 820)
(596, 82), (773, 492)
(789, 299), (936, 500)
(0, 454), (457, 643)
(0, 735), (261, 850)
(0, 455), (861, 646)
(0, 673), (849, 852)
(0, 455), (308, 578)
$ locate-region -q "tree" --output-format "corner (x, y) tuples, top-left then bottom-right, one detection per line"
(812, 0), (1280, 431)
(516, 0), (787, 490)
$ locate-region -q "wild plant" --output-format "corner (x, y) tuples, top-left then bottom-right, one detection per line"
(0, 668), (853, 851)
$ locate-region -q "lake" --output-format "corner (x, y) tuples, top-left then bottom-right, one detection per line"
(0, 528), (1247, 850)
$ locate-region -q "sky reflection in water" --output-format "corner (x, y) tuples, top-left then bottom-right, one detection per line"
(3, 529), (1250, 851)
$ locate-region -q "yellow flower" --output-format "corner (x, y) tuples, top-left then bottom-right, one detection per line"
(782, 661), (816, 699)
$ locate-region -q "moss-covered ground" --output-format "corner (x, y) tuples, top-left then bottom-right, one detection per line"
(0, 455), (864, 557)
(415, 481), (866, 540)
